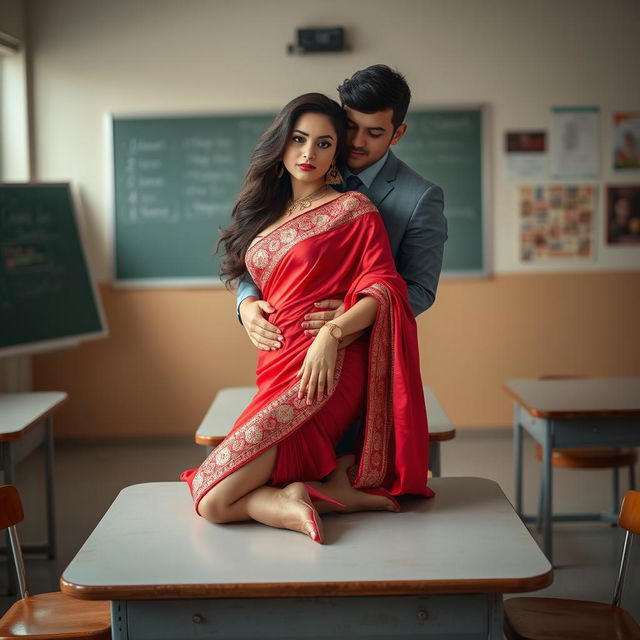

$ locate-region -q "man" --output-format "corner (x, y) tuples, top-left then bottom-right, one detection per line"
(237, 64), (447, 349)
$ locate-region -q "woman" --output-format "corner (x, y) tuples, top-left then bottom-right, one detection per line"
(181, 93), (433, 543)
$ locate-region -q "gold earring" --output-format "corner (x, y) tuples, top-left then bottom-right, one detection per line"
(325, 162), (342, 185)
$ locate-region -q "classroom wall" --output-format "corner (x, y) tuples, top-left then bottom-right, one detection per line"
(25, 0), (640, 437)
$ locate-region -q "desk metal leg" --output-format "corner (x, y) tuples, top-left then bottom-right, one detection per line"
(541, 420), (553, 562)
(612, 468), (620, 515)
(514, 404), (523, 516)
(44, 417), (56, 559)
(2, 444), (17, 595)
(1, 442), (15, 485)
(488, 593), (504, 640)
(429, 443), (441, 478)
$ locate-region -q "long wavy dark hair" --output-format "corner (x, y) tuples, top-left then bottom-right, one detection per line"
(218, 93), (347, 288)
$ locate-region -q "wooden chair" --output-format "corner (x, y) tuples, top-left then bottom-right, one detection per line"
(535, 375), (637, 528)
(535, 445), (637, 521)
(0, 485), (111, 639)
(504, 489), (640, 639)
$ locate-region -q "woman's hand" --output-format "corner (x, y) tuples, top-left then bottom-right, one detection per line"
(296, 329), (338, 404)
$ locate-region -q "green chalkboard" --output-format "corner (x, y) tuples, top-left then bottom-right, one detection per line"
(111, 108), (487, 284)
(112, 113), (274, 285)
(394, 108), (487, 274)
(0, 183), (106, 356)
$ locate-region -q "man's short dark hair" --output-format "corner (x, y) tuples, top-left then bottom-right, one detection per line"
(337, 64), (411, 129)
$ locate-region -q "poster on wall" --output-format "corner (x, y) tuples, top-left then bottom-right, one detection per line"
(606, 185), (640, 245)
(504, 131), (548, 179)
(551, 107), (599, 178)
(612, 112), (640, 170)
(518, 184), (596, 262)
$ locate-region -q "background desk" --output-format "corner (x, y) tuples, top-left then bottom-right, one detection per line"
(195, 385), (455, 477)
(0, 391), (65, 558)
(61, 477), (551, 640)
(504, 377), (640, 562)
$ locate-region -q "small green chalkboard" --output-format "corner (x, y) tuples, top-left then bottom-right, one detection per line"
(0, 183), (106, 357)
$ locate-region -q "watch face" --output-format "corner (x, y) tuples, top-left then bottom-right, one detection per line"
(328, 323), (342, 342)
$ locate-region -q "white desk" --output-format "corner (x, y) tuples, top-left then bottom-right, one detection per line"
(504, 377), (640, 562)
(61, 477), (551, 639)
(195, 385), (455, 477)
(0, 391), (65, 558)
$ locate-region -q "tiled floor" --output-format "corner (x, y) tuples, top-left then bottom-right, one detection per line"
(1, 428), (639, 626)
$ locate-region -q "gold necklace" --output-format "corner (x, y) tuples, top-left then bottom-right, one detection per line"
(285, 186), (330, 217)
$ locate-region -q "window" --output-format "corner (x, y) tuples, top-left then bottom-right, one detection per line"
(0, 29), (28, 181)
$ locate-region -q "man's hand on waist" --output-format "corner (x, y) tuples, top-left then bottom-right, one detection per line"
(239, 297), (283, 351)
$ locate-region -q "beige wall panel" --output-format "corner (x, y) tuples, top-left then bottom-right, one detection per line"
(33, 273), (640, 437)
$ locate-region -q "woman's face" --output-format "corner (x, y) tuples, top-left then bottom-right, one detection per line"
(282, 112), (337, 184)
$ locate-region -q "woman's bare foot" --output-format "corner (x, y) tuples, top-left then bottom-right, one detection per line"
(278, 482), (323, 543)
(317, 455), (399, 513)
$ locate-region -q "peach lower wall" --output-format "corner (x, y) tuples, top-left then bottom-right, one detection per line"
(33, 272), (640, 438)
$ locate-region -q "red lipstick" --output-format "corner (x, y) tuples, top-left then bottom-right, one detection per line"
(298, 163), (316, 171)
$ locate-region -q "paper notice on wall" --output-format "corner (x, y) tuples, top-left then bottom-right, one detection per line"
(505, 131), (548, 179)
(551, 107), (600, 178)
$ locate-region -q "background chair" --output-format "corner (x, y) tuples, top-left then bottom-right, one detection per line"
(0, 485), (110, 639)
(504, 489), (640, 639)
(535, 375), (637, 529)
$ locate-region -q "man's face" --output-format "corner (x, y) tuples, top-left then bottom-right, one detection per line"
(344, 107), (407, 174)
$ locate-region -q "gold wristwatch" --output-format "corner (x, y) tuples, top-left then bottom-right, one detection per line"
(323, 322), (343, 344)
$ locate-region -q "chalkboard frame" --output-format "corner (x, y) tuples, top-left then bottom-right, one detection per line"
(108, 106), (491, 287)
(108, 110), (276, 289)
(0, 181), (108, 358)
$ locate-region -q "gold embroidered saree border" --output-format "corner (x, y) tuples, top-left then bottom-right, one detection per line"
(352, 283), (395, 488)
(246, 193), (374, 291)
(191, 349), (346, 508)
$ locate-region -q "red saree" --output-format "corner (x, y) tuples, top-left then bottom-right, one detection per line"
(182, 191), (434, 514)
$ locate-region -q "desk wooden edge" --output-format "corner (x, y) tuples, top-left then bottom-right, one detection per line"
(60, 569), (553, 601)
(431, 429), (456, 442)
(195, 429), (456, 448)
(195, 433), (223, 447)
(0, 393), (68, 442)
(502, 383), (640, 419)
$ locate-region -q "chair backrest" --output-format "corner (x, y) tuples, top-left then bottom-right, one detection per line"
(619, 490), (640, 535)
(0, 485), (29, 598)
(612, 490), (640, 607)
(0, 485), (24, 530)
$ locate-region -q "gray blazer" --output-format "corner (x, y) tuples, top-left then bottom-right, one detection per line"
(236, 150), (447, 317)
